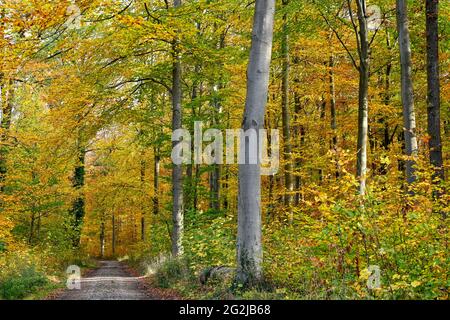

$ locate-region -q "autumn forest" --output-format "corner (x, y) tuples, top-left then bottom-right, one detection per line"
(0, 0), (448, 301)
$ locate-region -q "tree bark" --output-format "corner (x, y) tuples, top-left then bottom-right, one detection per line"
(397, 0), (418, 186)
(236, 0), (275, 285)
(153, 148), (160, 215)
(171, 0), (184, 257)
(280, 0), (293, 220)
(356, 0), (370, 196)
(426, 0), (445, 189)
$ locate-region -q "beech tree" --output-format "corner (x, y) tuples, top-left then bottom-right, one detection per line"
(171, 0), (184, 257)
(236, 0), (275, 285)
(396, 0), (418, 186)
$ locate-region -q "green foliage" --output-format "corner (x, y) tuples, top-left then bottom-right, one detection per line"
(184, 209), (235, 271)
(0, 265), (48, 300)
(0, 241), (6, 253)
(154, 257), (192, 289)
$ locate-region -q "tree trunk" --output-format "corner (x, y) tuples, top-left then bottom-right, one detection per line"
(223, 163), (229, 210)
(71, 146), (86, 247)
(397, 0), (418, 186)
(153, 148), (160, 215)
(186, 69), (198, 212)
(209, 30), (227, 212)
(210, 88), (222, 212)
(28, 212), (35, 245)
(293, 56), (303, 206)
(171, 0), (184, 257)
(380, 27), (392, 172)
(329, 54), (340, 178)
(236, 0), (275, 286)
(112, 213), (116, 256)
(100, 221), (105, 258)
(280, 0), (293, 220)
(356, 0), (370, 196)
(140, 158), (146, 240)
(0, 79), (13, 193)
(426, 0), (445, 189)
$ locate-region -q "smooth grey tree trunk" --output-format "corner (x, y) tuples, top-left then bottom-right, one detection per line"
(171, 0), (184, 257)
(236, 0), (275, 285)
(396, 0), (418, 186)
(100, 221), (105, 258)
(153, 148), (160, 215)
(356, 0), (369, 196)
(280, 0), (293, 220)
(426, 0), (445, 189)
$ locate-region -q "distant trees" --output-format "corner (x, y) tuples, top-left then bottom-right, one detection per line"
(319, 0), (375, 196)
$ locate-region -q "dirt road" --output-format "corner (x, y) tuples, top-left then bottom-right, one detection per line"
(56, 260), (153, 300)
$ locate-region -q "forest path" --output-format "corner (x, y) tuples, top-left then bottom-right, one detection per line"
(56, 260), (153, 300)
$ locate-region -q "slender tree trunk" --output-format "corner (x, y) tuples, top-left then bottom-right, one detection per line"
(236, 0), (275, 285)
(329, 54), (340, 178)
(209, 30), (227, 212)
(100, 221), (105, 258)
(265, 113), (275, 218)
(397, 0), (418, 186)
(280, 0), (293, 220)
(112, 213), (116, 256)
(28, 212), (35, 245)
(153, 148), (160, 215)
(36, 212), (41, 240)
(210, 164), (221, 211)
(71, 146), (86, 247)
(186, 68), (198, 212)
(426, 0), (445, 190)
(293, 56), (303, 206)
(0, 79), (13, 193)
(381, 27), (392, 164)
(222, 165), (229, 210)
(140, 158), (146, 240)
(210, 86), (222, 212)
(171, 0), (184, 257)
(356, 0), (370, 196)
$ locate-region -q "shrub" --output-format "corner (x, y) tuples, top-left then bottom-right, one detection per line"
(0, 266), (48, 300)
(0, 241), (6, 253)
(154, 257), (191, 288)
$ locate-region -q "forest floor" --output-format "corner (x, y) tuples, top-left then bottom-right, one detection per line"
(53, 260), (156, 300)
